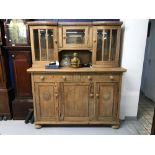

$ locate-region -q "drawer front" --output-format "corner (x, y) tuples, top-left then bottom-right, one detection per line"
(81, 74), (121, 82)
(33, 73), (121, 83)
(33, 74), (74, 82)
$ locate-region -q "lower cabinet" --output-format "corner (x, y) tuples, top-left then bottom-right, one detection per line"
(32, 72), (122, 129)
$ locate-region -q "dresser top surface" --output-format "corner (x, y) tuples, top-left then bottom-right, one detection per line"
(27, 67), (127, 73)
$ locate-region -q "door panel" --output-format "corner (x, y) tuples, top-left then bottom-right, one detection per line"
(11, 51), (32, 97)
(35, 83), (58, 121)
(96, 83), (118, 121)
(61, 82), (91, 122)
(62, 26), (89, 48)
(93, 26), (121, 67)
(30, 26), (58, 64)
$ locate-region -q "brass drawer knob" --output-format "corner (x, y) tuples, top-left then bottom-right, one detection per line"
(88, 76), (92, 80)
(96, 94), (99, 98)
(89, 94), (94, 97)
(94, 40), (96, 43)
(62, 76), (66, 80)
(40, 76), (45, 81)
(55, 93), (58, 97)
(109, 76), (114, 80)
(54, 40), (57, 44)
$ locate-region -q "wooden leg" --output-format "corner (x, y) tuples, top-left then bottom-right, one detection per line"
(35, 124), (42, 129)
(112, 124), (120, 129)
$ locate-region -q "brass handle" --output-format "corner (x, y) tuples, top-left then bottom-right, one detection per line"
(96, 94), (99, 98)
(40, 75), (45, 81)
(109, 76), (114, 80)
(11, 54), (15, 58)
(54, 40), (57, 44)
(88, 76), (92, 81)
(62, 76), (66, 80)
(90, 94), (94, 97)
(63, 36), (66, 39)
(94, 40), (96, 43)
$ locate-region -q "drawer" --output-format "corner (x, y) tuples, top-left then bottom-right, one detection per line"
(33, 74), (73, 82)
(33, 73), (121, 83)
(81, 74), (121, 82)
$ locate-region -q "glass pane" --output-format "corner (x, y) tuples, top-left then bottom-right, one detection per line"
(6, 19), (27, 45)
(40, 29), (47, 61)
(47, 29), (54, 60)
(111, 30), (117, 61)
(66, 29), (85, 44)
(104, 30), (110, 61)
(33, 29), (40, 61)
(96, 29), (117, 62)
(96, 30), (103, 61)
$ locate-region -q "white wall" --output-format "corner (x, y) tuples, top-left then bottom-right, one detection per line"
(120, 20), (149, 119)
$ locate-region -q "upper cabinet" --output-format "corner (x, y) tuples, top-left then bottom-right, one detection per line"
(92, 22), (122, 67)
(28, 22), (58, 66)
(3, 19), (29, 47)
(28, 21), (122, 68)
(58, 22), (93, 50)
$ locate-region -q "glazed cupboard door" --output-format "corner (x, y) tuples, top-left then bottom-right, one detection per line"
(60, 82), (94, 122)
(95, 83), (119, 122)
(3, 19), (29, 46)
(30, 26), (58, 66)
(34, 83), (59, 122)
(62, 26), (89, 49)
(93, 26), (121, 67)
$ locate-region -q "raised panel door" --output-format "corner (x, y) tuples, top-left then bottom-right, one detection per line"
(60, 82), (93, 122)
(34, 82), (59, 122)
(11, 51), (32, 97)
(95, 82), (118, 122)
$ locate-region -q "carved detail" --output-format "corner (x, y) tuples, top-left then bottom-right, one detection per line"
(103, 92), (111, 100)
(42, 92), (51, 101)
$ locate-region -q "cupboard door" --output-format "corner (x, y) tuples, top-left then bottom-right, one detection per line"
(10, 51), (32, 97)
(95, 82), (118, 121)
(62, 26), (89, 48)
(34, 83), (59, 122)
(3, 19), (29, 46)
(30, 26), (58, 64)
(60, 82), (93, 122)
(93, 26), (121, 67)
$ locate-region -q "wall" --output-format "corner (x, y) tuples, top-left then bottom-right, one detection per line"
(120, 20), (149, 119)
